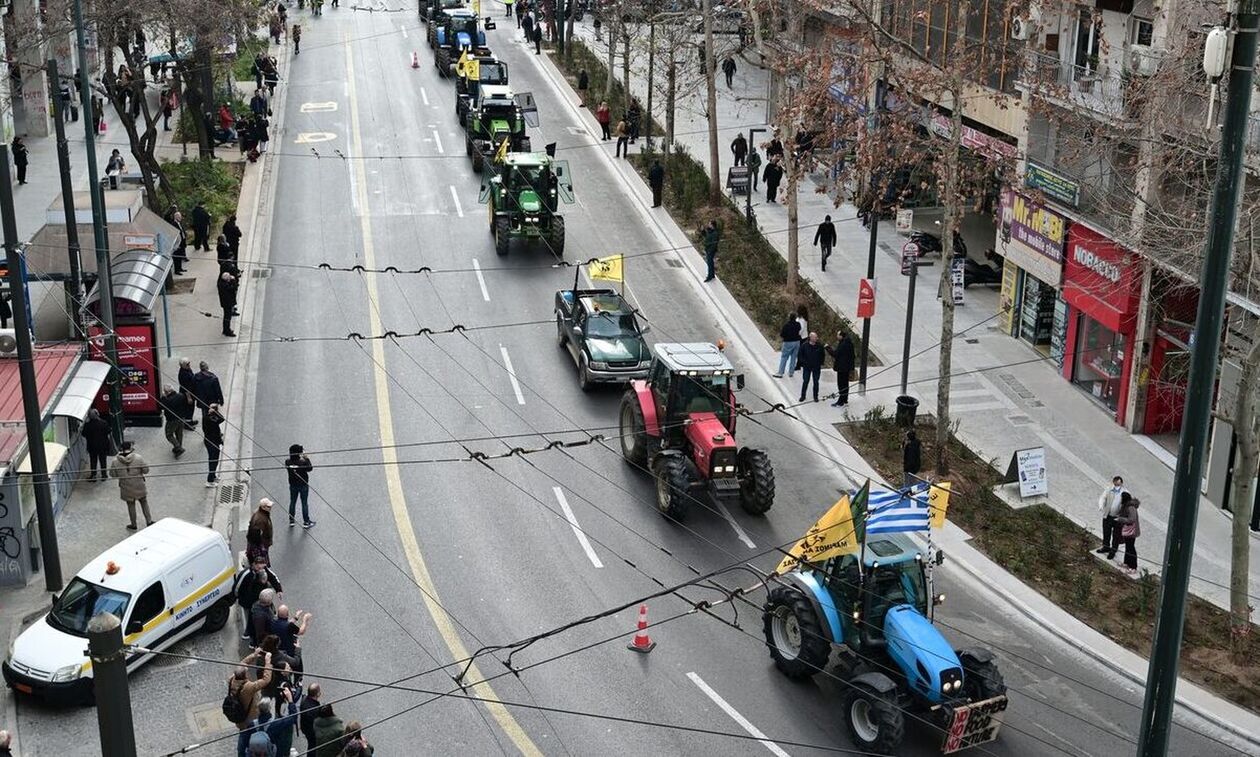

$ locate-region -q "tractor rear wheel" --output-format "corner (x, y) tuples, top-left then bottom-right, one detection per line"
(762, 586), (829, 679)
(494, 217), (510, 256)
(549, 217), (566, 257)
(738, 448), (775, 514)
(960, 655), (1006, 702)
(619, 394), (648, 466)
(472, 149), (484, 174)
(436, 50), (449, 75)
(654, 455), (692, 520)
(843, 684), (905, 755)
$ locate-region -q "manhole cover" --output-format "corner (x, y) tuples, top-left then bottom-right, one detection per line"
(167, 279), (196, 294)
(188, 701), (232, 739)
(217, 482), (246, 506)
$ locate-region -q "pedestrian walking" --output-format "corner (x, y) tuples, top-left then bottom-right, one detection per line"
(270, 12), (283, 44)
(746, 148), (761, 191)
(814, 214), (837, 271)
(312, 705), (346, 757)
(204, 403), (225, 486)
(766, 132), (785, 160)
(826, 331), (855, 407)
(648, 160), (665, 207)
(614, 117), (629, 158)
(797, 333), (825, 402)
(298, 684), (323, 755)
(255, 114), (270, 153)
(161, 89), (175, 130)
(159, 386), (190, 456)
(763, 157), (783, 203)
(722, 55), (736, 87)
(11, 137), (28, 185)
(83, 408), (113, 481)
(178, 357), (199, 426)
(192, 202), (211, 251)
(171, 210), (188, 274)
(1115, 496), (1141, 574)
(902, 429), (922, 488)
(522, 12), (534, 43)
(1095, 476), (1128, 559)
(773, 311), (802, 378)
(701, 220), (720, 282)
(627, 99), (642, 142)
(577, 69), (589, 107)
(194, 361), (225, 417)
(595, 101), (611, 140)
(515, 0), (525, 26)
(219, 270), (239, 337)
(533, 24), (542, 54)
(247, 499), (276, 566)
(109, 440), (153, 531)
(730, 133), (747, 167)
(293, 24), (302, 55)
(504, 0), (514, 17)
(286, 444), (315, 528)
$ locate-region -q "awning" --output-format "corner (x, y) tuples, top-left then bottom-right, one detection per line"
(17, 442), (69, 474)
(51, 360), (111, 421)
(84, 247), (173, 317)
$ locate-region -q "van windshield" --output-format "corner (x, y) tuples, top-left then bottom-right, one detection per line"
(47, 578), (131, 637)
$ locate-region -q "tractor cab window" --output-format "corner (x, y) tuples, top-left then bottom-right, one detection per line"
(451, 17), (477, 34)
(482, 101), (516, 123)
(480, 63), (507, 84)
(863, 561), (927, 634)
(672, 374), (730, 420)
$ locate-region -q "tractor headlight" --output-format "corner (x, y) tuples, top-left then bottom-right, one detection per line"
(51, 663), (83, 683)
(526, 215), (539, 222)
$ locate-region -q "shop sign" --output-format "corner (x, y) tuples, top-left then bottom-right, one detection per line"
(998, 190), (1067, 287)
(88, 323), (159, 415)
(951, 258), (965, 305)
(1025, 162), (1080, 208)
(1070, 245), (1122, 283)
(896, 209), (914, 233)
(927, 113), (1018, 161)
(1002, 447), (1048, 499)
(1062, 224), (1141, 331)
(901, 241), (920, 275)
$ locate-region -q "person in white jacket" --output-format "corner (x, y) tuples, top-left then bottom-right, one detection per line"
(1095, 476), (1128, 559)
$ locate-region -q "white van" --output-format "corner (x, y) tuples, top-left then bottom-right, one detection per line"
(3, 518), (235, 705)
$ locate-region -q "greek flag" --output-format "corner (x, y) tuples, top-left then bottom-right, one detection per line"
(865, 484), (931, 534)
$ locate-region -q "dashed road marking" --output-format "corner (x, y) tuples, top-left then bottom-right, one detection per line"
(713, 499), (756, 549)
(687, 672), (791, 757)
(450, 185), (464, 217)
(500, 345), (526, 405)
(432, 129), (444, 153)
(552, 487), (603, 568)
(420, 87), (429, 106)
(472, 258), (490, 301)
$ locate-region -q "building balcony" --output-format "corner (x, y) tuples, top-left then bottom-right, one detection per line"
(1017, 50), (1133, 123)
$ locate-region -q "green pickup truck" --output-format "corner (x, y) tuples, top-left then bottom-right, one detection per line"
(555, 289), (651, 390)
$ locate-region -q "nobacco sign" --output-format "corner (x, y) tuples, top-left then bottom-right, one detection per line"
(1070, 245), (1122, 283)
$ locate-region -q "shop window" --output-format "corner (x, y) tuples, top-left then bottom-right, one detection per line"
(1073, 316), (1126, 411)
(1019, 274), (1055, 348)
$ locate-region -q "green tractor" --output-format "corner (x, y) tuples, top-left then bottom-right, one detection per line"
(455, 53), (509, 124)
(433, 8), (491, 76)
(463, 85), (537, 173)
(478, 153), (574, 257)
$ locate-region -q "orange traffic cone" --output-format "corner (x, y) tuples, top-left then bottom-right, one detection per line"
(627, 604), (656, 653)
(411, 52), (419, 69)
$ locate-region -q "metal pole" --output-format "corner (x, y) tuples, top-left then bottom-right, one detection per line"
(1137, 6), (1260, 756)
(900, 259), (916, 395)
(87, 613), (138, 757)
(0, 147), (63, 592)
(47, 60), (86, 339)
(746, 127), (764, 225)
(73, 0), (124, 443)
(859, 203), (877, 391)
(645, 19), (655, 152)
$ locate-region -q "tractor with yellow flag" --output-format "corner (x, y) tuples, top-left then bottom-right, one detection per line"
(461, 83), (536, 173)
(477, 150), (573, 256)
(433, 7), (490, 76)
(762, 482), (1008, 755)
(454, 51), (509, 125)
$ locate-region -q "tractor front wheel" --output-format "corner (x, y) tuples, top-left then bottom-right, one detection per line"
(472, 149), (484, 173)
(654, 455), (692, 521)
(549, 217), (566, 257)
(436, 50), (449, 75)
(738, 448), (775, 514)
(619, 394), (648, 466)
(843, 684), (905, 755)
(494, 217), (510, 256)
(762, 586), (829, 679)
(960, 655), (1006, 702)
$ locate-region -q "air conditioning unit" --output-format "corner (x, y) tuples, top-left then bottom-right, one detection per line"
(0, 329), (17, 357)
(1128, 44), (1160, 76)
(1011, 16), (1033, 40)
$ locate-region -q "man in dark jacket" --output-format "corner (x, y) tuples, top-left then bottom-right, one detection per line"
(177, 357), (198, 427)
(218, 270), (239, 337)
(648, 160), (665, 208)
(721, 55), (736, 87)
(298, 683), (323, 754)
(902, 429), (922, 488)
(193, 361), (225, 417)
(285, 444), (315, 528)
(763, 157), (784, 203)
(730, 133), (747, 167)
(746, 148), (761, 191)
(159, 386), (189, 456)
(826, 331), (855, 407)
(82, 408), (113, 481)
(797, 331), (825, 403)
(701, 220), (720, 282)
(223, 213), (243, 261)
(11, 137), (28, 184)
(813, 215), (837, 271)
(533, 23), (542, 54)
(233, 556), (282, 640)
(191, 202), (211, 251)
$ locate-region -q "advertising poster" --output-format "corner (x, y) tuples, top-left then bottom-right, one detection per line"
(88, 323), (160, 416)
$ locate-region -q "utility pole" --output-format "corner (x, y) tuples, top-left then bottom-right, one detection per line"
(0, 148), (63, 592)
(900, 258), (917, 395)
(47, 60), (86, 339)
(73, 0), (125, 443)
(1137, 5), (1260, 755)
(858, 81), (885, 391)
(87, 613), (138, 757)
(702, 0), (721, 204)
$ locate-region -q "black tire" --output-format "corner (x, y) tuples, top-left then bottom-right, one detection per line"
(960, 655), (1006, 702)
(466, 135), (473, 157)
(473, 149), (484, 174)
(655, 455), (692, 520)
(843, 684), (905, 755)
(578, 355), (593, 392)
(549, 216), (565, 257)
(619, 394), (648, 466)
(762, 586), (830, 679)
(202, 598), (231, 632)
(494, 217), (511, 256)
(519, 136), (532, 152)
(557, 316), (568, 348)
(738, 448), (775, 514)
(436, 50), (449, 75)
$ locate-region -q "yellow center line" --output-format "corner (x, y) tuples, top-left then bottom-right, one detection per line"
(343, 33), (543, 757)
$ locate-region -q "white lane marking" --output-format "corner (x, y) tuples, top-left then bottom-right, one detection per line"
(472, 258), (490, 301)
(552, 487), (603, 568)
(343, 81), (349, 97)
(712, 499), (756, 549)
(687, 672), (790, 757)
(500, 345), (526, 405)
(401, 26), (409, 39)
(344, 146), (361, 217)
(420, 87), (430, 106)
(432, 129), (444, 153)
(450, 185), (464, 217)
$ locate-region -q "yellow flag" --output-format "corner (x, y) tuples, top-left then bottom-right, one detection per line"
(473, 0), (481, 13)
(776, 495), (860, 574)
(928, 482), (952, 529)
(494, 137), (510, 164)
(467, 58), (480, 80)
(588, 254), (623, 282)
(456, 50), (469, 76)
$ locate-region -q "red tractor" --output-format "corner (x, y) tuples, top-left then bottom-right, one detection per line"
(618, 342), (775, 520)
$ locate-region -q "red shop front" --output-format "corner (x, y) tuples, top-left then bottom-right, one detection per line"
(1060, 225), (1142, 424)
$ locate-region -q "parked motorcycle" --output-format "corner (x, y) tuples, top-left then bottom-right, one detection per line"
(909, 229), (967, 258)
(963, 249), (1004, 288)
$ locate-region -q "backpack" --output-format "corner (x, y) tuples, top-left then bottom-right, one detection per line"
(222, 680), (248, 723)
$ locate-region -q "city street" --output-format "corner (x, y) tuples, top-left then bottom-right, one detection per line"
(7, 7), (1257, 757)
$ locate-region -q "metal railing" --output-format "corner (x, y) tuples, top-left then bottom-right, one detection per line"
(1018, 50), (1130, 119)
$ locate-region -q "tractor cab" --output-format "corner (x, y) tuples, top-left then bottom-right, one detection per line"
(421, 0), (464, 22)
(479, 153), (575, 256)
(644, 343), (738, 446)
(434, 9), (490, 73)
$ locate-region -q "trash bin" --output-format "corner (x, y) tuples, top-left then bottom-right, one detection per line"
(895, 395), (919, 428)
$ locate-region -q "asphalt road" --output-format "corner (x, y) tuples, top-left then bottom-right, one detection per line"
(13, 7), (1253, 757)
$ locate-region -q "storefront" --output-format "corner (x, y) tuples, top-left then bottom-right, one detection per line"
(996, 190), (1069, 358)
(1060, 224), (1142, 424)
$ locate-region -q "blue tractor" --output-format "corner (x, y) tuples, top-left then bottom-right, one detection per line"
(434, 8), (490, 77)
(762, 533), (1008, 754)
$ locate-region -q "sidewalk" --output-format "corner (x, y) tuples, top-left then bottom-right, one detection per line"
(1, 34), (288, 757)
(565, 21), (1260, 614)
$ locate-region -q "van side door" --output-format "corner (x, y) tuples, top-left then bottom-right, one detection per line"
(123, 581), (167, 667)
